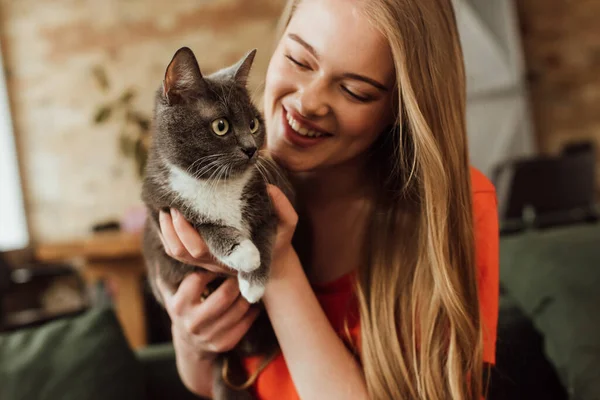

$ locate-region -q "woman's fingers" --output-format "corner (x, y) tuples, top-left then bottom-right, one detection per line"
(167, 272), (216, 317)
(202, 294), (252, 339)
(160, 273), (260, 354)
(159, 210), (237, 275)
(267, 184), (298, 230)
(159, 211), (189, 259)
(267, 184), (298, 250)
(185, 277), (241, 334)
(170, 209), (210, 259)
(210, 307), (260, 353)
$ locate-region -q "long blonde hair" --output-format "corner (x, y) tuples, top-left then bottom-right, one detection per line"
(277, 1), (483, 399)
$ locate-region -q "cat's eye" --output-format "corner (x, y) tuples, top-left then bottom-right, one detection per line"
(250, 117), (260, 134)
(212, 118), (230, 136)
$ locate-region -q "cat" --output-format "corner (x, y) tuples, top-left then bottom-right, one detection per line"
(141, 47), (291, 399)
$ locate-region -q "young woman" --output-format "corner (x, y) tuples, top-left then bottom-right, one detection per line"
(156, 0), (499, 399)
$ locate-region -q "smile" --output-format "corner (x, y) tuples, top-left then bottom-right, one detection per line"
(286, 113), (328, 138)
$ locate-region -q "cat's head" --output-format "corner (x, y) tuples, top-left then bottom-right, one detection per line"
(153, 47), (265, 179)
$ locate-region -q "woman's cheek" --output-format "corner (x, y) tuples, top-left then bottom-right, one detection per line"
(360, 104), (393, 135)
(266, 58), (294, 96)
(341, 109), (377, 138)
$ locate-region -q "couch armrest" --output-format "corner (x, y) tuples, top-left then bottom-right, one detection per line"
(136, 343), (206, 400)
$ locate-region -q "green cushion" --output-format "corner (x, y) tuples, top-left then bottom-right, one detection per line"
(500, 223), (600, 400)
(0, 307), (146, 400)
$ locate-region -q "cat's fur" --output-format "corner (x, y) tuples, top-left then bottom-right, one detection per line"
(142, 47), (291, 399)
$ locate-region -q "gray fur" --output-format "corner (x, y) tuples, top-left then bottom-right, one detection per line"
(141, 47), (292, 399)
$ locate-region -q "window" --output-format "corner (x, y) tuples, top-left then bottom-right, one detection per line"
(0, 47), (29, 251)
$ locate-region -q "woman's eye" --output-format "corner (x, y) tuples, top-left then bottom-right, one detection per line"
(285, 55), (310, 70)
(341, 86), (371, 103)
(211, 118), (230, 136)
(250, 117), (260, 134)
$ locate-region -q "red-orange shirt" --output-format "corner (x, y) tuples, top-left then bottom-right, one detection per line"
(244, 167), (500, 399)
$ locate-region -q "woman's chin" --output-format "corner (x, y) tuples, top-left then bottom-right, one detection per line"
(270, 148), (318, 174)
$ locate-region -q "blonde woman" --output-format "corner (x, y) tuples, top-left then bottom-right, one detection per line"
(156, 0), (499, 398)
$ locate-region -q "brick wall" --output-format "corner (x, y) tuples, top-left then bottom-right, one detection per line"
(0, 0), (284, 242)
(516, 0), (600, 163)
(4, 0), (599, 242)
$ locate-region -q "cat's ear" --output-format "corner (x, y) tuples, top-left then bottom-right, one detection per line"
(232, 49), (257, 87)
(163, 47), (205, 104)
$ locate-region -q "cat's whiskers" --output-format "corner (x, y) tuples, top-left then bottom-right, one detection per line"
(258, 155), (294, 196)
(249, 81), (266, 101)
(206, 164), (227, 196)
(266, 159), (291, 190)
(255, 162), (268, 186)
(212, 164), (231, 197)
(193, 154), (230, 179)
(194, 160), (222, 180)
(186, 153), (227, 176)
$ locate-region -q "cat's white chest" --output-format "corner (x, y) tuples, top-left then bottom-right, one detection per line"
(168, 164), (253, 234)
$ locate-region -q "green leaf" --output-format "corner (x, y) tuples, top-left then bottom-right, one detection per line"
(94, 105), (112, 124)
(134, 138), (148, 178)
(119, 89), (136, 104)
(118, 134), (135, 157)
(126, 111), (150, 131)
(92, 66), (110, 92)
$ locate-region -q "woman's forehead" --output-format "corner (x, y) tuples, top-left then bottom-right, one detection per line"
(288, 0), (395, 86)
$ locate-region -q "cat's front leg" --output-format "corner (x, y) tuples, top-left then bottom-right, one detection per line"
(237, 218), (276, 304)
(196, 224), (261, 274)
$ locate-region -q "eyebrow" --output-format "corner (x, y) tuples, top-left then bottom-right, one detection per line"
(287, 33), (389, 92)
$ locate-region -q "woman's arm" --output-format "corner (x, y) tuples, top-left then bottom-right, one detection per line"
(263, 187), (369, 400)
(263, 253), (368, 400)
(171, 330), (215, 397)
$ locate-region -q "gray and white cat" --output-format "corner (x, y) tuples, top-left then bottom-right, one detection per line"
(142, 47), (291, 399)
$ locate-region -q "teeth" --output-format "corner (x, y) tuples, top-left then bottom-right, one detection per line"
(286, 113), (325, 138)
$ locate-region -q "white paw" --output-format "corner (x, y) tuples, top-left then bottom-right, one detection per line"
(221, 240), (261, 272)
(239, 279), (265, 304)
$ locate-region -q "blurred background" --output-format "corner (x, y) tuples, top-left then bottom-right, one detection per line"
(0, 1), (598, 400)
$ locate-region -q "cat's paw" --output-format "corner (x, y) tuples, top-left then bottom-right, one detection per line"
(221, 240), (261, 272)
(239, 278), (265, 304)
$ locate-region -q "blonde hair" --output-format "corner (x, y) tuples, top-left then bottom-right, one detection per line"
(276, 1), (483, 399)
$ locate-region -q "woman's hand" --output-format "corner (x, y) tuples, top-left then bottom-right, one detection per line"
(158, 209), (235, 276)
(158, 184), (298, 280)
(156, 270), (260, 359)
(265, 184), (299, 281)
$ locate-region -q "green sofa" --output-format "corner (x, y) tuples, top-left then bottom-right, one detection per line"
(1, 223), (599, 400)
(0, 307), (202, 400)
(493, 223), (600, 400)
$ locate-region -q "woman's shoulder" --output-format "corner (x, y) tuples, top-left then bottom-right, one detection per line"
(469, 167), (498, 227)
(470, 167), (496, 195)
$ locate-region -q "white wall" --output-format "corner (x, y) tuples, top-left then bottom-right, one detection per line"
(0, 42), (29, 251)
(456, 0), (536, 178)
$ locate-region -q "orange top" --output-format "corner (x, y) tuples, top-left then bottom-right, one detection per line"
(243, 167), (499, 399)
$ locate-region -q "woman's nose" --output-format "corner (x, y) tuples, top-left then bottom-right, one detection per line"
(297, 79), (330, 118)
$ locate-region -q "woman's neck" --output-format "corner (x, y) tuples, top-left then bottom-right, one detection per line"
(291, 159), (374, 284)
(292, 157), (370, 204)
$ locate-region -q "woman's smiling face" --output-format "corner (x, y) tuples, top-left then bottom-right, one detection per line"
(263, 0), (396, 172)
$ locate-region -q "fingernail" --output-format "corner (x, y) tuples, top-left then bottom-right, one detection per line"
(170, 208), (179, 221)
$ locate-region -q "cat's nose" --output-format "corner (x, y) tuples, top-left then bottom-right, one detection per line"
(241, 146), (257, 159)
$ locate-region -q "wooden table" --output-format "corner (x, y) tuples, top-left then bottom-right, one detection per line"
(35, 231), (148, 349)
